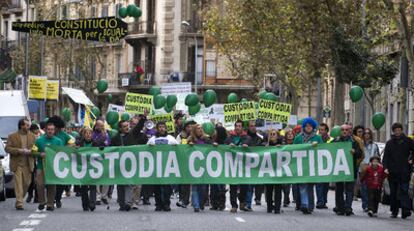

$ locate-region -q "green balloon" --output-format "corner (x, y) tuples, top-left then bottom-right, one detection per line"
(43, 117), (49, 123)
(91, 107), (101, 118)
(164, 105), (173, 113)
(154, 95), (166, 109)
(121, 113), (130, 121)
(108, 129), (118, 139)
(258, 90), (267, 99)
(185, 93), (199, 107)
(349, 86), (364, 103)
(372, 112), (386, 130)
(71, 131), (79, 138)
(227, 92), (238, 103)
(107, 94), (113, 102)
(106, 111), (119, 125)
(265, 92), (279, 101)
(188, 103), (201, 115)
(96, 80), (108, 94)
(149, 86), (161, 96)
(62, 107), (71, 122)
(330, 125), (341, 138)
(127, 4), (136, 17)
(131, 6), (142, 18)
(166, 95), (178, 108)
(202, 122), (215, 136)
(118, 7), (128, 18)
(111, 122), (119, 130)
(241, 98), (248, 102)
(203, 90), (217, 107)
(297, 119), (304, 126)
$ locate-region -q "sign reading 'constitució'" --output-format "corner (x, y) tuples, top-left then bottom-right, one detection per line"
(45, 142), (354, 185)
(12, 17), (128, 43)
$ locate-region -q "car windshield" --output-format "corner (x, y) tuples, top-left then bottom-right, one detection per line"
(0, 117), (22, 140)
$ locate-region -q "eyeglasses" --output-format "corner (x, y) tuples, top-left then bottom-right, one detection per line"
(270, 133), (277, 136)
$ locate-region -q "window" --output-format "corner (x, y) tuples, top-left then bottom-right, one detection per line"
(101, 55), (107, 79)
(116, 54), (122, 74)
(102, 5), (109, 17)
(206, 60), (216, 77)
(4, 21), (9, 41)
(115, 3), (122, 17)
(91, 6), (96, 17)
(61, 5), (68, 19)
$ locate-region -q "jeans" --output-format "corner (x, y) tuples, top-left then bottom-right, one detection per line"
(389, 179), (411, 215)
(245, 185), (253, 207)
(335, 181), (355, 212)
(191, 185), (207, 209)
(360, 183), (368, 210)
(368, 188), (381, 213)
(299, 183), (315, 210)
(315, 183), (329, 206)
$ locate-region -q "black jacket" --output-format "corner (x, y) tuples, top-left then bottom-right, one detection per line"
(383, 134), (414, 182)
(111, 118), (148, 146)
(247, 131), (265, 146)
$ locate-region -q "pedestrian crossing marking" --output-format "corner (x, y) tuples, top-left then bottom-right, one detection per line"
(19, 219), (41, 226)
(235, 217), (246, 223)
(28, 213), (48, 219)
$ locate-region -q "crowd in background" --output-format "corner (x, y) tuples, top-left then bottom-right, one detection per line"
(4, 113), (414, 220)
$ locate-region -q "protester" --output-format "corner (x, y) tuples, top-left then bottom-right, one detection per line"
(360, 156), (387, 217)
(333, 124), (364, 216)
(147, 121), (179, 211)
(293, 117), (323, 214)
(176, 120), (196, 209)
(265, 129), (283, 214)
(48, 116), (76, 208)
(187, 124), (214, 212)
(5, 118), (36, 210)
(247, 120), (265, 209)
(26, 124), (41, 204)
(75, 127), (97, 211)
(32, 122), (64, 211)
(209, 125), (228, 211)
(225, 120), (252, 213)
(282, 129), (294, 207)
(92, 119), (111, 206)
(360, 128), (380, 212)
(352, 125), (365, 202)
(315, 123), (331, 209)
(383, 123), (414, 219)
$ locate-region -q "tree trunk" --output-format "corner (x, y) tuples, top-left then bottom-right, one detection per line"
(333, 80), (345, 126)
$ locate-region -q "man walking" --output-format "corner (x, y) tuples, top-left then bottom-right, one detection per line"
(147, 122), (178, 212)
(5, 118), (36, 210)
(383, 123), (413, 219)
(31, 122), (63, 211)
(315, 123), (331, 209)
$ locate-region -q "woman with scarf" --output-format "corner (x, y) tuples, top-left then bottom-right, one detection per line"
(187, 124), (215, 212)
(92, 119), (111, 205)
(265, 129), (284, 214)
(293, 117), (323, 214)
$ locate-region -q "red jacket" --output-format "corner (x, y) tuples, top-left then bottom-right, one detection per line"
(362, 164), (387, 190)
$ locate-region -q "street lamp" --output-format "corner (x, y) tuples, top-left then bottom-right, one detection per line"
(181, 20), (198, 94)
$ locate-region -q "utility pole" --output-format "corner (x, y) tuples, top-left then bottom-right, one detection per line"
(23, 0), (29, 96)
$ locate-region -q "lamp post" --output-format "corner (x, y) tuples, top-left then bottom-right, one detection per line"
(181, 20), (198, 94)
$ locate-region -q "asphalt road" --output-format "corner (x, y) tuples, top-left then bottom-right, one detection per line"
(1, 189), (413, 231)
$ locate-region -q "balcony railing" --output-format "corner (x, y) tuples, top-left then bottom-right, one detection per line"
(118, 72), (154, 87)
(128, 21), (156, 35)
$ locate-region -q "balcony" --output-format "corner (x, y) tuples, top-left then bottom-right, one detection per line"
(6, 0), (23, 13)
(125, 21), (157, 45)
(118, 72), (154, 89)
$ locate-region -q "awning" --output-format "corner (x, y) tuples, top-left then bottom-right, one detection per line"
(0, 68), (17, 89)
(62, 87), (94, 106)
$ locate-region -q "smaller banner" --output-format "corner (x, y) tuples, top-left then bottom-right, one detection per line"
(223, 101), (256, 123)
(149, 113), (175, 134)
(107, 103), (125, 113)
(160, 82), (191, 112)
(28, 76), (47, 100)
(46, 80), (59, 100)
(124, 92), (153, 115)
(258, 99), (292, 123)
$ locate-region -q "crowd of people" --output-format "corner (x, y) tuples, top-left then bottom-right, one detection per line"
(4, 113), (414, 220)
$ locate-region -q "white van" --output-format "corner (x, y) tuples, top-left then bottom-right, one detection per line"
(0, 90), (30, 199)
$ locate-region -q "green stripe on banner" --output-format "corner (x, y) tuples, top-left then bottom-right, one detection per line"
(45, 142), (353, 185)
